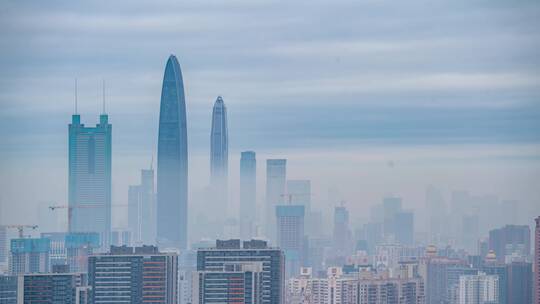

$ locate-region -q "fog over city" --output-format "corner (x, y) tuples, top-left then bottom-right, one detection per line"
(1, 1), (539, 240)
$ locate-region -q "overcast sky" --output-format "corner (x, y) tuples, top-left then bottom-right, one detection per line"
(1, 0), (539, 231)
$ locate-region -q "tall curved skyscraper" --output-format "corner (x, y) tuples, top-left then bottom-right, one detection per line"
(157, 55), (188, 249)
(210, 96), (228, 216)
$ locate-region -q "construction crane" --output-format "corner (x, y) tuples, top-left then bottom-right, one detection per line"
(6, 225), (38, 238)
(49, 203), (128, 229)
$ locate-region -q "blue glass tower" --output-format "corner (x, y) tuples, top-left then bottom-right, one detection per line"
(68, 113), (112, 248)
(157, 55), (188, 249)
(210, 96), (228, 217)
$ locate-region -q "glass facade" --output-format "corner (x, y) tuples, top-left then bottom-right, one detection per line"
(157, 55), (188, 250)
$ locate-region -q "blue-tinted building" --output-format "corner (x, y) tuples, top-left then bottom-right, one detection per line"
(68, 113), (112, 248)
(240, 151), (256, 240)
(210, 96), (229, 217)
(0, 275), (17, 304)
(157, 55), (188, 250)
(276, 205), (305, 278)
(197, 239), (285, 304)
(9, 238), (50, 274)
(128, 168), (156, 246)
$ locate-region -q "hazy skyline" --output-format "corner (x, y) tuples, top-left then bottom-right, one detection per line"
(1, 1), (539, 232)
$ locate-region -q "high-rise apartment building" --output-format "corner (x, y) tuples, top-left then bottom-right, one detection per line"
(157, 54), (188, 250)
(481, 260), (508, 304)
(128, 168), (156, 246)
(458, 273), (498, 304)
(197, 239), (285, 304)
(287, 266), (425, 304)
(489, 225), (531, 263)
(9, 238), (50, 275)
(88, 245), (178, 303)
(192, 263), (264, 304)
(0, 275), (17, 303)
(265, 159), (286, 242)
(240, 151), (257, 240)
(534, 216), (539, 304)
(276, 205), (305, 278)
(69, 113), (112, 248)
(210, 96), (229, 217)
(65, 232), (100, 273)
(394, 210), (414, 246)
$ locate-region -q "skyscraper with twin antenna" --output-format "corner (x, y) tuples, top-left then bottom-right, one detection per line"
(68, 83), (112, 248)
(157, 55), (188, 249)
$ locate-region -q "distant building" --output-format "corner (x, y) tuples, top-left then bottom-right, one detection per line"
(240, 151), (257, 240)
(88, 245), (178, 303)
(9, 238), (50, 274)
(197, 239), (285, 304)
(266, 159), (287, 242)
(534, 216), (539, 304)
(128, 168), (156, 246)
(507, 261), (532, 304)
(488, 225), (531, 263)
(383, 197), (403, 238)
(458, 273), (498, 304)
(210, 96), (229, 217)
(276, 205), (305, 278)
(69, 113), (112, 248)
(178, 250), (197, 304)
(193, 263), (264, 304)
(481, 260), (508, 304)
(394, 211), (414, 246)
(111, 229), (131, 246)
(333, 206), (353, 256)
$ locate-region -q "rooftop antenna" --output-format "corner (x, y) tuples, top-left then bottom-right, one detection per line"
(102, 79), (106, 114)
(74, 78), (78, 114)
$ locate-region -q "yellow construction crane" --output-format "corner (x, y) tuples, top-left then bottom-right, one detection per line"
(5, 225), (38, 238)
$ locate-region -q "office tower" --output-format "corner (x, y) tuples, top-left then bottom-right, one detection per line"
(535, 216), (539, 304)
(0, 275), (17, 303)
(265, 159), (287, 242)
(197, 239), (285, 304)
(458, 273), (498, 304)
(69, 112), (112, 247)
(128, 168), (156, 246)
(157, 54), (188, 250)
(0, 226), (6, 266)
(41, 232), (68, 267)
(65, 232), (100, 273)
(88, 245), (178, 303)
(192, 263), (264, 304)
(9, 238), (50, 274)
(210, 96), (229, 216)
(383, 197), (402, 237)
(240, 151), (257, 240)
(333, 206), (353, 256)
(488, 225), (531, 263)
(276, 205), (305, 278)
(507, 261), (532, 304)
(394, 210), (414, 246)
